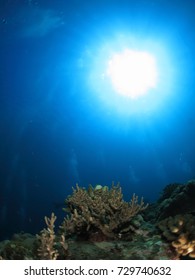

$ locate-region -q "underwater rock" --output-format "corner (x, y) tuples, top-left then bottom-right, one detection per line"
(0, 233), (36, 260)
(156, 180), (195, 220)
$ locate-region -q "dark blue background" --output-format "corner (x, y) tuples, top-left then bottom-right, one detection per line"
(0, 0), (195, 240)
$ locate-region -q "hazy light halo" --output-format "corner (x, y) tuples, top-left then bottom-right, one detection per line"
(107, 49), (158, 98)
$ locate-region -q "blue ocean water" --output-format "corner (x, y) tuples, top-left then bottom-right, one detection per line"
(0, 0), (195, 240)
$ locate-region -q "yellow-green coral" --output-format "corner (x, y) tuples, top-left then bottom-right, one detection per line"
(158, 214), (195, 258)
(61, 183), (148, 240)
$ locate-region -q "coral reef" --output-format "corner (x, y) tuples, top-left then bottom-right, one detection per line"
(60, 184), (148, 240)
(155, 180), (195, 220)
(0, 233), (35, 260)
(0, 232), (177, 260)
(157, 183), (181, 203)
(1, 180), (195, 260)
(158, 214), (195, 258)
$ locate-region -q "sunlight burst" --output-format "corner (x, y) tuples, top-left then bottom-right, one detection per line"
(107, 49), (158, 98)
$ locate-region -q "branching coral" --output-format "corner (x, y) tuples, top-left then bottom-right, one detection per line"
(37, 213), (59, 260)
(158, 214), (195, 258)
(37, 213), (68, 260)
(61, 184), (148, 240)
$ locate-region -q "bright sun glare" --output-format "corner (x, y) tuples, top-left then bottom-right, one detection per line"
(107, 49), (158, 98)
